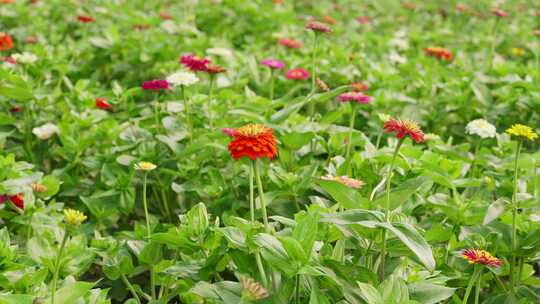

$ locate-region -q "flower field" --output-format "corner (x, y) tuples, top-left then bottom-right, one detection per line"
(2, 0), (540, 303)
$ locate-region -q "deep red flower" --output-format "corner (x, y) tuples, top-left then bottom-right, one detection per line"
(180, 54), (211, 72)
(95, 98), (113, 111)
(278, 38), (302, 49)
(383, 118), (425, 143)
(77, 15), (96, 23)
(0, 32), (13, 51)
(227, 124), (277, 160)
(9, 193), (24, 209)
(285, 68), (310, 80)
(491, 8), (508, 17)
(142, 80), (170, 91)
(10, 106), (21, 113)
(305, 21), (332, 33)
(462, 249), (502, 268)
(424, 47), (453, 61)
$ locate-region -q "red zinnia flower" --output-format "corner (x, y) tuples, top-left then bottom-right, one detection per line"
(462, 249), (502, 268)
(9, 193), (24, 209)
(424, 47), (453, 61)
(285, 68), (310, 80)
(227, 124), (277, 160)
(159, 12), (172, 20)
(95, 98), (113, 111)
(180, 54), (211, 72)
(491, 8), (508, 17)
(205, 64), (226, 74)
(383, 118), (425, 143)
(305, 21), (332, 33)
(142, 79), (170, 91)
(351, 82), (368, 92)
(338, 92), (372, 104)
(77, 15), (96, 23)
(278, 38), (303, 49)
(0, 32), (14, 51)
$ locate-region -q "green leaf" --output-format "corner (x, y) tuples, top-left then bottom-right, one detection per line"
(0, 86), (33, 101)
(317, 179), (368, 209)
(357, 282), (383, 304)
(0, 295), (34, 304)
(185, 202), (209, 238)
(254, 233), (295, 277)
(376, 222), (435, 271)
(409, 282), (455, 304)
(44, 281), (95, 304)
(483, 199), (506, 225)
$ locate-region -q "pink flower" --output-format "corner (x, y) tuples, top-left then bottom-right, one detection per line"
(222, 128), (238, 137)
(356, 16), (370, 24)
(180, 54), (211, 72)
(491, 8), (508, 17)
(278, 38), (303, 49)
(285, 68), (310, 80)
(261, 58), (285, 70)
(305, 21), (332, 33)
(337, 92), (372, 104)
(142, 80), (170, 91)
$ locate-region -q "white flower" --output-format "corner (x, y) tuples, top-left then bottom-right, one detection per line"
(166, 71), (199, 87)
(389, 51), (407, 64)
(206, 47), (233, 58)
(11, 52), (38, 64)
(161, 20), (178, 34)
(32, 123), (60, 140)
(465, 119), (497, 139)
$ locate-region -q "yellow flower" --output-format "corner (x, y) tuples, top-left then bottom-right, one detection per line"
(506, 124), (538, 141)
(134, 161), (157, 171)
(511, 47), (525, 57)
(64, 209), (87, 226)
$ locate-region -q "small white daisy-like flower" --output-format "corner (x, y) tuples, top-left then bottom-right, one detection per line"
(465, 119), (496, 139)
(389, 51), (407, 64)
(12, 52), (38, 64)
(32, 123), (60, 140)
(166, 71), (199, 87)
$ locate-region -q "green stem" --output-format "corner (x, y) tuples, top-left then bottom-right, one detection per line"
(310, 33), (319, 96)
(142, 173), (156, 300)
(510, 140), (522, 290)
(345, 103), (358, 175)
(270, 69), (275, 101)
(474, 268), (482, 304)
(154, 101), (161, 134)
(379, 138), (404, 281)
(255, 252), (268, 287)
(51, 227), (69, 304)
(294, 274), (300, 304)
(462, 266), (480, 304)
(487, 18), (499, 71)
(181, 85), (192, 143)
(208, 75), (215, 130)
(249, 161), (256, 223)
(254, 160), (269, 232)
(120, 273), (141, 304)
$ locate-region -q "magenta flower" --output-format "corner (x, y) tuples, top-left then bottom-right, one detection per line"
(261, 58), (285, 70)
(305, 21), (332, 33)
(222, 128), (238, 137)
(338, 92), (372, 104)
(142, 79), (170, 91)
(180, 53), (211, 72)
(285, 68), (310, 80)
(0, 195), (6, 204)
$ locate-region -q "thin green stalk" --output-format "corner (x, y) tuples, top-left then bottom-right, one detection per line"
(208, 75), (215, 130)
(474, 268), (482, 304)
(379, 138), (404, 281)
(249, 161), (255, 223)
(154, 101), (161, 134)
(294, 274), (300, 304)
(120, 273), (141, 304)
(142, 173), (156, 300)
(254, 160), (269, 232)
(487, 18), (499, 71)
(181, 85), (192, 143)
(510, 140), (522, 290)
(462, 266), (480, 304)
(270, 69), (275, 101)
(345, 103), (358, 175)
(310, 33), (319, 96)
(255, 252), (268, 287)
(51, 227), (69, 304)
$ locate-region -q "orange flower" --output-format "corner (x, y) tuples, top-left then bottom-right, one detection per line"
(0, 32), (13, 51)
(424, 47), (453, 61)
(351, 82), (368, 92)
(323, 15), (336, 25)
(384, 118), (425, 143)
(227, 124), (277, 160)
(462, 249), (502, 268)
(0, 0), (15, 4)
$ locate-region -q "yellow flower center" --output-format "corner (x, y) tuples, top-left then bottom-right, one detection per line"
(236, 124), (271, 137)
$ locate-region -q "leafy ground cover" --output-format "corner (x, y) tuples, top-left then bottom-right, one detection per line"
(1, 0), (540, 303)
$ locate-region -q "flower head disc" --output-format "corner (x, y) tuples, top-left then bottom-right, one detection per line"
(461, 249), (502, 268)
(134, 161), (157, 171)
(506, 124), (538, 141)
(64, 208), (87, 226)
(227, 124), (277, 160)
(384, 118), (425, 143)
